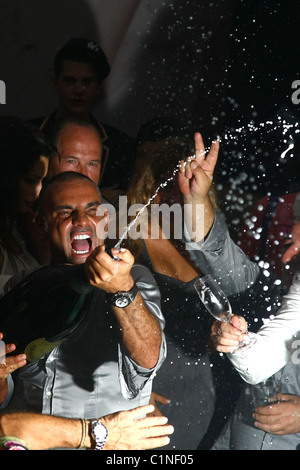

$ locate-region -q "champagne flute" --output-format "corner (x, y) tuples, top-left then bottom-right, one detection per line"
(251, 375), (282, 408)
(194, 274), (256, 351)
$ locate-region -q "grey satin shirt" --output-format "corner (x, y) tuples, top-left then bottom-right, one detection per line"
(2, 264), (166, 419)
(184, 209), (260, 294)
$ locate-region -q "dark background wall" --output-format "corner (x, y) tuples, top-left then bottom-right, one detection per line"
(0, 0), (299, 210)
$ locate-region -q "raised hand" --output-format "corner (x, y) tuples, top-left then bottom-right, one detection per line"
(178, 132), (219, 202)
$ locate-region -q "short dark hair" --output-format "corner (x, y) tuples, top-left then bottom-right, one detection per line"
(37, 171), (101, 217)
(54, 37), (110, 82)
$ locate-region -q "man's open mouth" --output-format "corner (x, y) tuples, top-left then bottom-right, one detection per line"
(71, 234), (92, 255)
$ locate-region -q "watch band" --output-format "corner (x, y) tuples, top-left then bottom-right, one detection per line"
(106, 283), (138, 308)
(91, 420), (109, 450)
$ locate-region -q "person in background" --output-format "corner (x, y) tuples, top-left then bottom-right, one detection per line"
(237, 116), (300, 291)
(31, 37), (135, 201)
(0, 116), (56, 286)
(238, 191), (300, 291)
(133, 116), (191, 177)
(117, 130), (221, 450)
(40, 115), (115, 264)
(47, 116), (102, 185)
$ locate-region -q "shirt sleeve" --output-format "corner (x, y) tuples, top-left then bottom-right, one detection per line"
(228, 273), (300, 384)
(117, 263), (167, 399)
(184, 210), (260, 295)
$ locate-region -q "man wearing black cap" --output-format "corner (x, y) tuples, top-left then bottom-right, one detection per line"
(52, 38), (110, 120)
(32, 38), (134, 201)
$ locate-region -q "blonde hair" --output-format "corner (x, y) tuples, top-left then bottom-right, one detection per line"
(119, 136), (217, 259)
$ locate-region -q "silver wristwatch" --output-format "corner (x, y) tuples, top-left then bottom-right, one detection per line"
(91, 420), (109, 450)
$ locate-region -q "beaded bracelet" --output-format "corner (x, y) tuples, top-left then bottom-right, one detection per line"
(78, 418), (89, 449)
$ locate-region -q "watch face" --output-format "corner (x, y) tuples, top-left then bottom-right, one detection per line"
(115, 294), (130, 308)
(93, 421), (108, 441)
(107, 284), (137, 308)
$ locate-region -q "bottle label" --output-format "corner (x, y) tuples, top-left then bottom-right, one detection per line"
(24, 337), (65, 362)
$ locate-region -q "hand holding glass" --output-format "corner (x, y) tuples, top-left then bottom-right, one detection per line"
(194, 274), (256, 351)
(251, 375), (282, 408)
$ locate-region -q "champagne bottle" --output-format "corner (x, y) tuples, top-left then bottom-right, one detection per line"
(0, 264), (93, 362)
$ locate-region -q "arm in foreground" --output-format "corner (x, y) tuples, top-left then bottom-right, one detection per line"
(0, 405), (174, 450)
(84, 246), (163, 369)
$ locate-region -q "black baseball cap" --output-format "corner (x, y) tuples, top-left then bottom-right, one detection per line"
(54, 38), (110, 82)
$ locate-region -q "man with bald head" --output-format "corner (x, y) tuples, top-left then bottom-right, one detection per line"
(0, 172), (165, 423)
